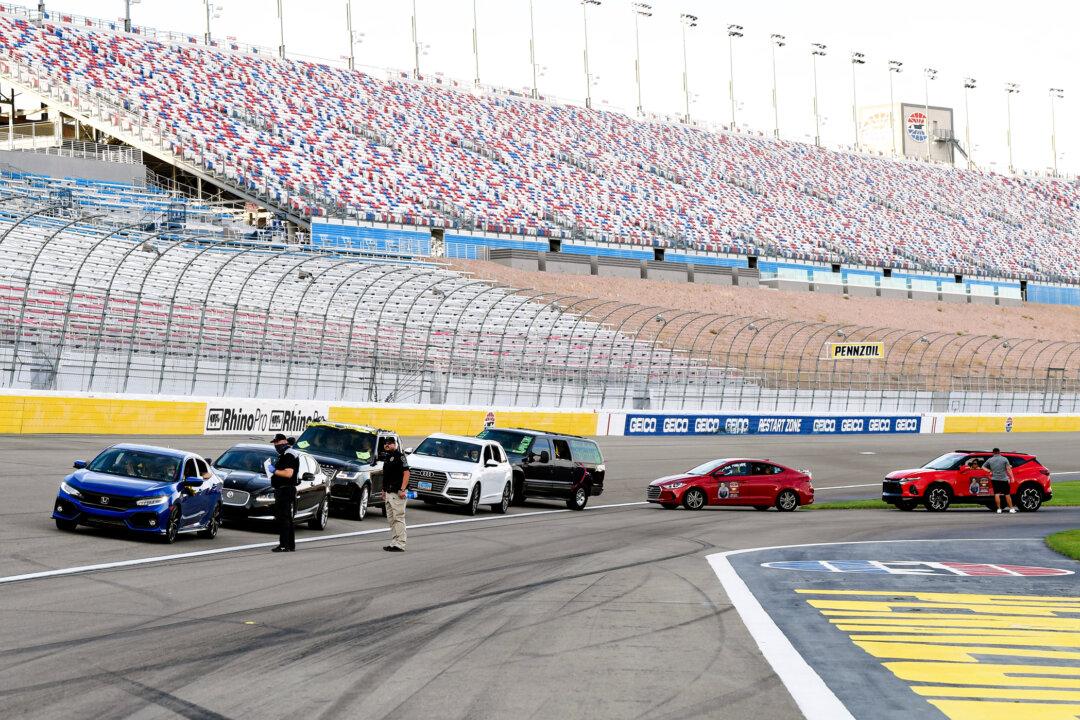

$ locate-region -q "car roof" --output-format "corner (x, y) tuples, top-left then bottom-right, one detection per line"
(306, 421), (389, 434)
(110, 443), (189, 459)
(489, 427), (593, 441)
(225, 443), (275, 451)
(953, 450), (1033, 456)
(427, 432), (488, 445)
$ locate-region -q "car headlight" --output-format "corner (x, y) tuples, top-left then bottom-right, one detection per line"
(899, 477), (920, 483)
(664, 482), (686, 490)
(336, 470), (366, 481)
(136, 495), (169, 507)
(448, 472), (473, 482)
(60, 481), (81, 498)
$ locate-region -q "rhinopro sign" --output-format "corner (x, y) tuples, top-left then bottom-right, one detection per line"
(205, 402), (329, 435)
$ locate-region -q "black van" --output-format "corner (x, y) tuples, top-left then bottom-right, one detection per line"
(476, 428), (605, 510)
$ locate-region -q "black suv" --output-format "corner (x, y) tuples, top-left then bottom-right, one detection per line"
(212, 443), (330, 530)
(477, 428), (605, 510)
(293, 422), (400, 521)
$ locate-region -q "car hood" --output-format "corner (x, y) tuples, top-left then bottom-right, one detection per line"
(650, 473), (697, 486)
(304, 452), (367, 472)
(409, 457), (481, 475)
(216, 469), (270, 492)
(70, 470), (174, 496)
(886, 468), (935, 480)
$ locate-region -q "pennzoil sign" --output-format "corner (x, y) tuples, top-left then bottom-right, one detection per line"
(830, 342), (884, 360)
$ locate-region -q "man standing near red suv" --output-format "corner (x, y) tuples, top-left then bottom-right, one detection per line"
(984, 448), (1017, 514)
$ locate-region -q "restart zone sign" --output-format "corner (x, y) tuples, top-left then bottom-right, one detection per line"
(624, 414), (921, 436)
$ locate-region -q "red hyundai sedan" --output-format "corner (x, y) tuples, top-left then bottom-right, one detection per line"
(647, 458), (814, 512)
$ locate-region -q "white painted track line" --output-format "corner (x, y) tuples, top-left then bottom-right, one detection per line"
(0, 501), (648, 586)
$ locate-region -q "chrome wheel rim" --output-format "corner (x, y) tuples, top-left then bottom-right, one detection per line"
(502, 485), (510, 510)
(576, 488), (586, 507)
(319, 499), (329, 526)
(686, 490), (704, 509)
(780, 492), (797, 510)
(358, 487), (368, 519)
(1020, 487), (1040, 510)
(929, 489), (948, 510)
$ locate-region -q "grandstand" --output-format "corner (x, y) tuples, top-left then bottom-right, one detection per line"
(0, 6), (1077, 285)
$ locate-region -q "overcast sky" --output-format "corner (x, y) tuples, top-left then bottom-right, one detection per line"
(33, 0), (1080, 175)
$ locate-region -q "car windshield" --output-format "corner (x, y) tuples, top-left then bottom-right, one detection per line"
(87, 448), (181, 483)
(414, 437), (483, 464)
(215, 448), (275, 473)
(477, 429), (533, 455)
(295, 426), (376, 462)
(688, 459), (728, 475)
(922, 452), (968, 470)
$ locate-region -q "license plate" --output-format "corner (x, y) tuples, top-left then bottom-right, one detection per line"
(418, 481), (432, 491)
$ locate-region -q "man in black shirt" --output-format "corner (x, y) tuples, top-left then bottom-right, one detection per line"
(270, 433), (300, 552)
(380, 438), (409, 552)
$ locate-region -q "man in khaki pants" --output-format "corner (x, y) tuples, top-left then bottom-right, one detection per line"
(381, 438), (410, 552)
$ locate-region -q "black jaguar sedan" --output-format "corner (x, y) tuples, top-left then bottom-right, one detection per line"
(212, 443), (330, 530)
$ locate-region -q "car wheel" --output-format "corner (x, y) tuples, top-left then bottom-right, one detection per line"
(897, 500), (918, 511)
(924, 485), (951, 512)
(566, 486), (588, 511)
(660, 503), (678, 510)
(162, 507), (180, 544)
(55, 517), (78, 531)
(352, 485), (369, 521)
(683, 487), (706, 511)
(775, 489), (799, 512)
(1016, 484), (1043, 512)
(753, 505), (770, 511)
(491, 483), (511, 514)
(512, 474), (526, 506)
(308, 496), (329, 530)
(464, 485), (481, 516)
(198, 503), (221, 539)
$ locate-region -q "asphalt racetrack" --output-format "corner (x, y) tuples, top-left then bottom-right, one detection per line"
(1, 432), (1078, 719)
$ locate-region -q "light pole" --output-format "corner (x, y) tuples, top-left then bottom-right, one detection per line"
(963, 77), (976, 168)
(203, 0), (221, 45)
(850, 51), (865, 150)
(631, 3), (652, 116)
(727, 24), (743, 130)
(276, 0), (286, 59)
(582, 0), (601, 109)
(1049, 87), (1064, 176)
(411, 0), (421, 78)
(680, 14), (698, 124)
(471, 0), (481, 86)
(770, 34), (785, 138)
(124, 0), (140, 32)
(888, 60), (902, 155)
(528, 0), (538, 98)
(810, 43), (826, 147)
(923, 67), (937, 162)
(1005, 82), (1020, 174)
(345, 1), (366, 71)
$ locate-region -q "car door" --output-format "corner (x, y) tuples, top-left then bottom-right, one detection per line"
(294, 454), (318, 514)
(550, 438), (575, 494)
(523, 437), (553, 493)
(713, 462), (751, 505)
(481, 444), (502, 501)
(180, 457), (209, 527)
(748, 463), (783, 504)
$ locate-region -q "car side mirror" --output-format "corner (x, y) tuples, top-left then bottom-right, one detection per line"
(485, 459), (499, 468)
(301, 472), (315, 482)
(183, 477), (203, 486)
(404, 447), (414, 454)
(73, 460), (87, 469)
(538, 451), (550, 464)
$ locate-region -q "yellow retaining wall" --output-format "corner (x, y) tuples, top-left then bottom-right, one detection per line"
(329, 406), (597, 437)
(0, 395), (206, 435)
(943, 415), (1080, 434)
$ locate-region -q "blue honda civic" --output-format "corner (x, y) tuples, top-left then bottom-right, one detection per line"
(52, 444), (224, 543)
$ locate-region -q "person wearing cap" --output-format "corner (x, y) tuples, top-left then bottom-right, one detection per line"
(983, 448), (1017, 514)
(380, 437), (410, 552)
(270, 433), (301, 551)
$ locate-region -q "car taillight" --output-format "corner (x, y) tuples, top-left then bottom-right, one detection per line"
(1040, 468), (1050, 476)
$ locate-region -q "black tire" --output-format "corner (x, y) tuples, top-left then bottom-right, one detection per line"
(491, 483), (511, 514)
(775, 489), (800, 512)
(351, 485), (370, 521)
(566, 486), (588, 511)
(464, 485), (481, 516)
(753, 505), (770, 511)
(198, 503), (221, 539)
(660, 503), (678, 510)
(308, 496), (329, 530)
(924, 484), (952, 512)
(683, 487), (706, 511)
(1016, 484), (1043, 512)
(512, 474), (526, 506)
(162, 507), (180, 544)
(55, 517), (78, 531)
(896, 500), (918, 511)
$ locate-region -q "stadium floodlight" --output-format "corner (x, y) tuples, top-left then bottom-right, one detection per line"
(123, 0), (140, 33)
(471, 0), (481, 86)
(887, 60), (903, 154)
(631, 3), (652, 116)
(962, 77), (976, 168)
(203, 0), (221, 45)
(411, 0), (421, 78)
(727, 24), (743, 130)
(770, 34), (785, 138)
(810, 43), (827, 147)
(923, 67), (937, 162)
(679, 14), (698, 124)
(850, 52), (866, 150)
(344, 1), (367, 71)
(1005, 82), (1020, 174)
(581, 0), (602, 110)
(1049, 88), (1064, 176)
(276, 0), (286, 59)
(528, 0), (539, 98)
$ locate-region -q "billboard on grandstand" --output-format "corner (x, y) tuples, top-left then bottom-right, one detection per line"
(900, 103), (955, 164)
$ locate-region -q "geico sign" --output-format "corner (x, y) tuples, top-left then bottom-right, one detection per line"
(662, 417), (690, 434)
(868, 418), (891, 432)
(628, 417), (657, 434)
(724, 418), (750, 435)
(812, 419), (836, 433)
(840, 419), (865, 433)
(895, 418), (919, 432)
(694, 417), (721, 433)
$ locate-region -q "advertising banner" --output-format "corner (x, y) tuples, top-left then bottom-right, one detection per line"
(624, 414), (921, 436)
(204, 401), (329, 435)
(829, 342), (884, 360)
